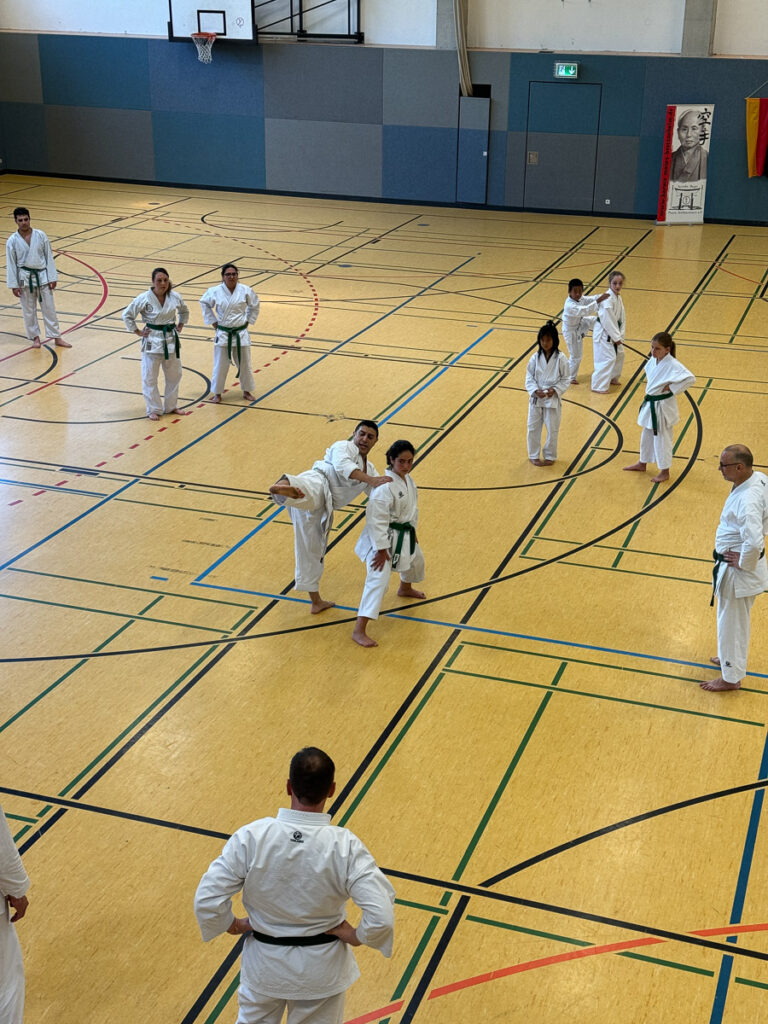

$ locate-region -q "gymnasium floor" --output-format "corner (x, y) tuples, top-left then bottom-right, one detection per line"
(1, 173), (767, 1024)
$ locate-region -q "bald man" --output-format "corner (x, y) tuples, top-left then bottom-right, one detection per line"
(670, 110), (708, 183)
(702, 445), (768, 691)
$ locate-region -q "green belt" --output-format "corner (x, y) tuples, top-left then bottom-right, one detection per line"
(640, 391), (674, 435)
(390, 521), (416, 570)
(146, 322), (180, 360)
(218, 323), (248, 371)
(21, 266), (44, 301)
(711, 547), (765, 606)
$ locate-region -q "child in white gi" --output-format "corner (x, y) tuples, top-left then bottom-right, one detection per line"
(5, 206), (71, 349)
(525, 321), (571, 467)
(591, 270), (626, 393)
(561, 277), (608, 384)
(200, 262), (259, 404)
(122, 268), (190, 421)
(623, 331), (695, 483)
(353, 440), (426, 648)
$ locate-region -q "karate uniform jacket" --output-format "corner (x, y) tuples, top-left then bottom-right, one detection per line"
(6, 229), (57, 290)
(637, 352), (694, 431)
(561, 294), (600, 343)
(715, 471), (768, 599)
(200, 283), (259, 344)
(314, 440), (378, 510)
(355, 471), (420, 572)
(594, 291), (626, 345)
(525, 351), (570, 407)
(194, 807), (394, 1000)
(122, 289), (190, 356)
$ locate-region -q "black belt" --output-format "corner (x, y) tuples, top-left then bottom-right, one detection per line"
(711, 548), (765, 606)
(249, 929), (339, 946)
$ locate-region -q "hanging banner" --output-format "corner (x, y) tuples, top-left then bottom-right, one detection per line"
(657, 103), (714, 225)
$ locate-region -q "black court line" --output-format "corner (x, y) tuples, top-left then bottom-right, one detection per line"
(400, 895), (470, 1024)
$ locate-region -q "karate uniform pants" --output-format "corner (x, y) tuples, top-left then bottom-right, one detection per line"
(212, 344), (256, 395)
(527, 403), (561, 461)
(565, 320), (594, 380)
(141, 352), (182, 416)
(591, 338), (624, 391)
(237, 984), (345, 1024)
(358, 545), (425, 620)
(716, 568), (757, 684)
(18, 286), (60, 342)
(639, 425), (673, 470)
(271, 472), (334, 593)
(0, 915), (25, 1024)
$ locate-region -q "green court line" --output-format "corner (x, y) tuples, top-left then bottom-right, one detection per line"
(8, 567), (256, 610)
(453, 663), (566, 881)
(229, 610), (252, 631)
(391, 914), (443, 1000)
(442, 667), (763, 727)
(4, 812), (37, 824)
(202, 972), (241, 1024)
(734, 976), (768, 990)
(395, 898), (449, 916)
(138, 594), (163, 615)
(13, 825), (32, 841)
(522, 536), (710, 565)
(0, 619), (135, 735)
(726, 266), (768, 344)
(58, 646), (219, 797)
(0, 590), (231, 635)
(519, 553), (709, 588)
(336, 672), (444, 828)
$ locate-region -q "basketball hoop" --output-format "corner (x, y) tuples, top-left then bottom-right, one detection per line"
(191, 32), (216, 63)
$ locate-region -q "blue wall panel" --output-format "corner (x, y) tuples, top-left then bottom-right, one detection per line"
(0, 103), (48, 172)
(382, 126), (457, 203)
(153, 111), (265, 189)
(486, 130), (507, 207)
(149, 40), (263, 116)
(38, 36), (151, 109)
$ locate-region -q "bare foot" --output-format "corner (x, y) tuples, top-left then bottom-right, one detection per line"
(243, 391), (256, 401)
(32, 337), (42, 348)
(209, 394), (222, 403)
(710, 656), (721, 666)
(54, 338), (72, 348)
(269, 483), (305, 500)
(397, 584), (426, 600)
(530, 458), (545, 467)
(352, 631), (377, 648)
(170, 408), (190, 415)
(570, 379), (580, 385)
(540, 459), (555, 466)
(311, 599), (336, 615)
(699, 677), (741, 691)
(623, 462), (647, 473)
(148, 412), (160, 421)
(591, 389), (609, 394)
(611, 378), (621, 385)
(650, 470), (670, 483)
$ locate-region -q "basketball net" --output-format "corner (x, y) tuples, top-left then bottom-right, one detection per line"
(191, 32), (216, 64)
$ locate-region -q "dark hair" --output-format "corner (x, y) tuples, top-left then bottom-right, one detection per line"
(353, 419), (379, 438)
(289, 747), (335, 804)
(568, 278), (584, 292)
(151, 267), (171, 288)
(537, 320), (560, 359)
(221, 263), (239, 277)
(651, 331), (675, 358)
(386, 439), (415, 466)
(13, 207), (30, 220)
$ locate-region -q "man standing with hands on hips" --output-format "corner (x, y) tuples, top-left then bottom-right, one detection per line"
(702, 445), (768, 691)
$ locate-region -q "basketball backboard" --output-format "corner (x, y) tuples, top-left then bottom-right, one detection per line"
(168, 0), (256, 42)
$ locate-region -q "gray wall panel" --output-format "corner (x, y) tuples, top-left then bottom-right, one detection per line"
(1, 103), (48, 171)
(524, 133), (597, 211)
(265, 119), (381, 197)
(45, 107), (155, 180)
(504, 132), (526, 207)
(263, 45), (382, 123)
(0, 34), (43, 103)
(383, 49), (458, 127)
(468, 51), (510, 132)
(594, 135), (639, 214)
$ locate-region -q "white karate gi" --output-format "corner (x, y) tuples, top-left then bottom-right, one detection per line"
(713, 471), (768, 684)
(355, 471), (425, 620)
(200, 282), (259, 396)
(591, 290), (626, 391)
(194, 807), (394, 1024)
(525, 350), (570, 462)
(636, 352), (694, 470)
(272, 441), (378, 593)
(561, 294), (600, 381)
(0, 806), (30, 1024)
(5, 228), (61, 343)
(122, 289), (190, 417)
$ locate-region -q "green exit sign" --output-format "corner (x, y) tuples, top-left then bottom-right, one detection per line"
(554, 62), (579, 79)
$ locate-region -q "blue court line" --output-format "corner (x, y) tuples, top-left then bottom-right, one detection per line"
(150, 576), (169, 581)
(708, 733), (768, 1023)
(191, 319), (493, 585)
(186, 582), (768, 681)
(0, 253), (476, 576)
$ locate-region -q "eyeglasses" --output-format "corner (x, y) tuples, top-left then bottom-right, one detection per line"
(223, 272), (238, 277)
(718, 461), (742, 469)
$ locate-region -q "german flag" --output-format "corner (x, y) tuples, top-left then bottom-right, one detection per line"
(746, 97), (768, 177)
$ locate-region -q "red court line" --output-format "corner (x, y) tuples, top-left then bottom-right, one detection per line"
(344, 1000), (405, 1024)
(27, 371), (76, 395)
(0, 345), (36, 363)
(53, 250), (109, 336)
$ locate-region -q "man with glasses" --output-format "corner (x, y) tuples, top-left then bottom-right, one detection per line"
(200, 262), (259, 404)
(702, 445), (768, 691)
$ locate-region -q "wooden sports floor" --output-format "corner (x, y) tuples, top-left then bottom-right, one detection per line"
(1, 173), (767, 1024)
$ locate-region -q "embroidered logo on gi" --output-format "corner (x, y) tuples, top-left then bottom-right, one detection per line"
(290, 830), (304, 843)
(724, 660), (732, 667)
